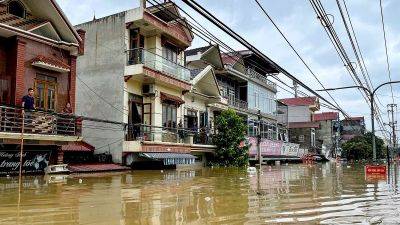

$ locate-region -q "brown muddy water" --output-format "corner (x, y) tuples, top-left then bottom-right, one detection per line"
(0, 162), (400, 225)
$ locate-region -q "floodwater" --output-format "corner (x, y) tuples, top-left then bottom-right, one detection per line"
(0, 163), (400, 225)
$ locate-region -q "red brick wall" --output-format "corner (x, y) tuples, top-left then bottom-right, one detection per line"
(15, 38), (26, 106)
(69, 56), (77, 112)
(20, 37), (73, 112)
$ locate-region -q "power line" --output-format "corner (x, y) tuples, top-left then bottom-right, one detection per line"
(253, 0), (348, 118)
(379, 0), (395, 104)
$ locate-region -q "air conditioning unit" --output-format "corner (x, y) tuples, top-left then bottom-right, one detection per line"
(142, 84), (155, 96)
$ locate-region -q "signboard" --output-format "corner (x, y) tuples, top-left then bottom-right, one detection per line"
(281, 143), (300, 156)
(0, 151), (51, 175)
(365, 165), (387, 175)
(248, 137), (283, 156)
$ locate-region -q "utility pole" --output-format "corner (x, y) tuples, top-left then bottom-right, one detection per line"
(257, 110), (262, 168)
(293, 80), (299, 98)
(387, 104), (397, 149)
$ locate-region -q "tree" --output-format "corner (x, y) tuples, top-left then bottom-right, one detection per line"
(212, 109), (249, 167)
(341, 132), (385, 160)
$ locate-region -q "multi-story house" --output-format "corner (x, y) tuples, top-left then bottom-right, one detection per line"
(0, 0), (84, 175)
(185, 45), (279, 141)
(279, 97), (320, 152)
(313, 112), (339, 156)
(76, 1), (219, 167)
(340, 116), (365, 143)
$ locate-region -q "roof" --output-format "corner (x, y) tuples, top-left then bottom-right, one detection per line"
(221, 52), (241, 66)
(0, 0), (80, 44)
(31, 55), (70, 72)
(279, 97), (318, 106)
(288, 122), (320, 129)
(313, 112), (339, 121)
(160, 92), (185, 105)
(0, 4), (46, 31)
(61, 141), (95, 152)
(185, 45), (213, 57)
(342, 116), (364, 121)
(237, 50), (279, 74)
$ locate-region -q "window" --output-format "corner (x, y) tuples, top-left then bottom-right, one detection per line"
(162, 104), (177, 128)
(35, 74), (57, 111)
(162, 43), (178, 63)
(298, 135), (305, 143)
(8, 1), (25, 18)
(184, 109), (198, 129)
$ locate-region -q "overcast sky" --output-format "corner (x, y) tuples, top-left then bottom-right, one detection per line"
(57, 0), (400, 138)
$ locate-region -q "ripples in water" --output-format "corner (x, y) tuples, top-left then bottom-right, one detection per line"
(0, 163), (399, 224)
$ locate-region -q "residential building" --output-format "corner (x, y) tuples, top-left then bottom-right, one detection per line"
(276, 100), (289, 142)
(313, 112), (339, 156)
(340, 116), (365, 143)
(280, 97), (320, 152)
(0, 0), (84, 174)
(75, 1), (219, 167)
(185, 45), (280, 141)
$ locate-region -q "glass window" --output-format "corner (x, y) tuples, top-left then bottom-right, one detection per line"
(162, 104), (177, 128)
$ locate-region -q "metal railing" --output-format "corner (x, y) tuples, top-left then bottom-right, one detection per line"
(246, 67), (277, 90)
(226, 97), (248, 109)
(126, 48), (191, 82)
(0, 105), (82, 136)
(125, 124), (213, 145)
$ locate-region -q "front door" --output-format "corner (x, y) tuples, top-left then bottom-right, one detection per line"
(34, 74), (57, 111)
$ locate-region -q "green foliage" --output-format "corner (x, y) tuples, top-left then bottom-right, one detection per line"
(342, 132), (385, 160)
(212, 109), (249, 167)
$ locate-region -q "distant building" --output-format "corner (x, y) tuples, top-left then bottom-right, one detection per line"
(341, 116), (365, 142)
(313, 112), (339, 155)
(279, 97), (320, 152)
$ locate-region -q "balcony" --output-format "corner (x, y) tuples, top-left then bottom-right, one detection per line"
(225, 97), (248, 110)
(125, 124), (213, 145)
(246, 68), (277, 91)
(126, 48), (191, 83)
(0, 105), (82, 139)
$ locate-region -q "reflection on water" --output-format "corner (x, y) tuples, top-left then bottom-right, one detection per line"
(0, 163), (400, 224)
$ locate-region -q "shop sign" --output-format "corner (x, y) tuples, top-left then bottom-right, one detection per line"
(0, 151), (51, 175)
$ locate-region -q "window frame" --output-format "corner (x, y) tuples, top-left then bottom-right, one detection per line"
(34, 74), (58, 112)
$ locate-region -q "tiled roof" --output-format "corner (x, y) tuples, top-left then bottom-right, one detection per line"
(279, 97), (318, 106)
(313, 112), (339, 121)
(61, 141), (95, 152)
(221, 52), (241, 66)
(32, 55), (70, 70)
(0, 4), (47, 31)
(342, 116), (364, 121)
(288, 122), (320, 128)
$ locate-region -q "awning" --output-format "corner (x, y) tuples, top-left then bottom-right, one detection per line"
(160, 92), (185, 105)
(62, 141), (95, 152)
(141, 153), (196, 159)
(140, 152), (196, 165)
(32, 55), (70, 73)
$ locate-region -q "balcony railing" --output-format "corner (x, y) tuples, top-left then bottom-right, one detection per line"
(225, 97), (248, 109)
(126, 48), (191, 82)
(0, 105), (82, 136)
(246, 68), (277, 90)
(125, 124), (213, 145)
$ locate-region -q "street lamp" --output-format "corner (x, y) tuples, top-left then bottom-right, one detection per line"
(317, 80), (400, 162)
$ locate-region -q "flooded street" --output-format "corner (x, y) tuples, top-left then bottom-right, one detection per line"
(1, 163), (400, 225)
